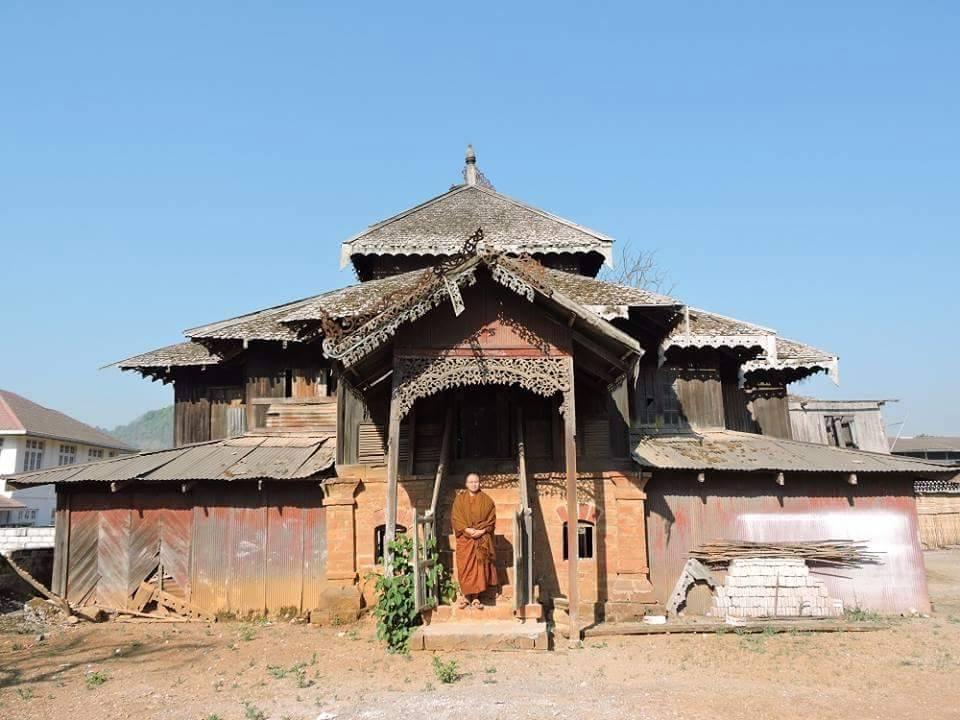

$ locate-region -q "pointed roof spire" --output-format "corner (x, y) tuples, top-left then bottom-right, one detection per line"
(464, 144), (478, 186)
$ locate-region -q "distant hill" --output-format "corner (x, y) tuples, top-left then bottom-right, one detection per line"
(107, 406), (173, 451)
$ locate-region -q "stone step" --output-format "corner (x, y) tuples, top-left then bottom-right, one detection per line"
(410, 620), (549, 651)
(424, 600), (517, 623)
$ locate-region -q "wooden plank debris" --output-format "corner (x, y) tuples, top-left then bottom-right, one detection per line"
(690, 540), (882, 567)
(584, 620), (889, 637)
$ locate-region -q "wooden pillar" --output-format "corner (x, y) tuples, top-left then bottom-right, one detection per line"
(564, 357), (580, 646)
(384, 372), (402, 571)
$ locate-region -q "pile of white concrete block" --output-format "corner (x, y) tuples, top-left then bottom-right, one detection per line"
(710, 558), (843, 618)
(0, 527), (55, 556)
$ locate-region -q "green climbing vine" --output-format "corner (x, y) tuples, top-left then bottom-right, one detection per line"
(369, 534), (458, 654)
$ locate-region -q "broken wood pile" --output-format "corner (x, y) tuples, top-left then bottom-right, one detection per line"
(691, 540), (881, 567)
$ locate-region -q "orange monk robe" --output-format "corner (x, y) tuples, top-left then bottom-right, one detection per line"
(451, 490), (499, 595)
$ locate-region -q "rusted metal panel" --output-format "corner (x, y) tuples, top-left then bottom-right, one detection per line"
(128, 502), (160, 598)
(190, 500), (233, 613)
(66, 495), (100, 605)
(97, 506), (132, 609)
(147, 444), (248, 481)
(158, 500), (193, 599)
(645, 472), (930, 614)
(301, 500), (327, 611)
(228, 502), (268, 614)
(265, 486), (305, 612)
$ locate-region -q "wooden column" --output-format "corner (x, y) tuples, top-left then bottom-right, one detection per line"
(564, 357), (580, 646)
(384, 372), (402, 571)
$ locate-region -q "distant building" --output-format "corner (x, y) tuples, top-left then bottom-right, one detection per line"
(0, 390), (135, 526)
(887, 437), (960, 549)
(890, 436), (960, 467)
(788, 396), (893, 454)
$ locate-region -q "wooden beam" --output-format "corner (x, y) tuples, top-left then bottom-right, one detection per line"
(181, 481), (196, 494)
(384, 371), (402, 572)
(571, 329), (628, 372)
(429, 405), (454, 517)
(564, 355), (580, 647)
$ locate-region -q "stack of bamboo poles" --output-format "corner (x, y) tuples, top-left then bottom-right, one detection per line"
(690, 540), (881, 567)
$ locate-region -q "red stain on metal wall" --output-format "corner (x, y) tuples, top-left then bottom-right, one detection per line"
(645, 472), (930, 614)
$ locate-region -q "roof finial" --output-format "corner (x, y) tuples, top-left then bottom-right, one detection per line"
(464, 144), (477, 186)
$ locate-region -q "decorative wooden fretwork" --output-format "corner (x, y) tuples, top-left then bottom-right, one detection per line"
(392, 356), (571, 420)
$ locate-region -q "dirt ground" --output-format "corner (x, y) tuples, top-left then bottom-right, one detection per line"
(3, 554), (960, 720)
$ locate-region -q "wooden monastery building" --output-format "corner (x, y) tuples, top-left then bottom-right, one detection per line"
(5, 148), (951, 638)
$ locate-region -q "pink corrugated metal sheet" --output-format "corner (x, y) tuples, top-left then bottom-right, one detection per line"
(645, 471), (930, 614)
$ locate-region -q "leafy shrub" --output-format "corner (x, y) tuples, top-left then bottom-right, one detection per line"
(370, 536), (419, 653)
(85, 670), (108, 688)
(432, 656), (460, 684)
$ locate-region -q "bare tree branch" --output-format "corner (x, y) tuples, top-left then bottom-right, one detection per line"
(600, 242), (675, 296)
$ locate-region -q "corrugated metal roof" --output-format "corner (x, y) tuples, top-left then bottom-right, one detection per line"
(633, 430), (953, 475)
(3, 433), (336, 487)
(892, 436), (960, 453)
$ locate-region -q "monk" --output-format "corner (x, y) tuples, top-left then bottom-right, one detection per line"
(451, 473), (498, 609)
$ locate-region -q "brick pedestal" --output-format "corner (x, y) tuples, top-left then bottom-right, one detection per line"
(606, 472), (656, 618)
(311, 478), (363, 624)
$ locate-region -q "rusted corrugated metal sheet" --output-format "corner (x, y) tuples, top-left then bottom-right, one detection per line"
(265, 486), (306, 611)
(6, 433), (335, 487)
(301, 502), (327, 610)
(634, 430), (951, 475)
(58, 484), (327, 616)
(66, 496), (101, 605)
(645, 471), (930, 614)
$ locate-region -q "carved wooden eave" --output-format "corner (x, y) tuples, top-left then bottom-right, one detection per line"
(740, 353), (840, 388)
(323, 251), (643, 370)
(657, 306), (779, 367)
(392, 355), (572, 420)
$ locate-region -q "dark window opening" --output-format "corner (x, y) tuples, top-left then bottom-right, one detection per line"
(825, 415), (857, 449)
(562, 521), (595, 560)
(284, 369), (294, 398)
(374, 524), (407, 564)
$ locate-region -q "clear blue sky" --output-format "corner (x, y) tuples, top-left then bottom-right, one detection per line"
(1, 2), (957, 436)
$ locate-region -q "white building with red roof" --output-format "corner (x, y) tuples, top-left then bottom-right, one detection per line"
(0, 390), (135, 526)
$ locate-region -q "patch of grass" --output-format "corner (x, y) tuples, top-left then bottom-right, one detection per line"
(431, 656), (460, 684)
(17, 688), (35, 701)
(85, 670), (108, 688)
(485, 666), (497, 674)
(238, 624), (257, 641)
(215, 610), (237, 622)
(243, 701), (267, 720)
(205, 715), (223, 720)
(845, 607), (882, 623)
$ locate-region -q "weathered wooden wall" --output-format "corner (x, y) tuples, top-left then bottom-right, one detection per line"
(645, 471), (929, 614)
(788, 401), (889, 453)
(57, 484), (326, 616)
(745, 384), (793, 439)
(172, 366), (245, 447)
(243, 344), (332, 431)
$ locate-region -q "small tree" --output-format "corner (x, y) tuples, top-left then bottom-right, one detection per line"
(600, 242), (673, 295)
